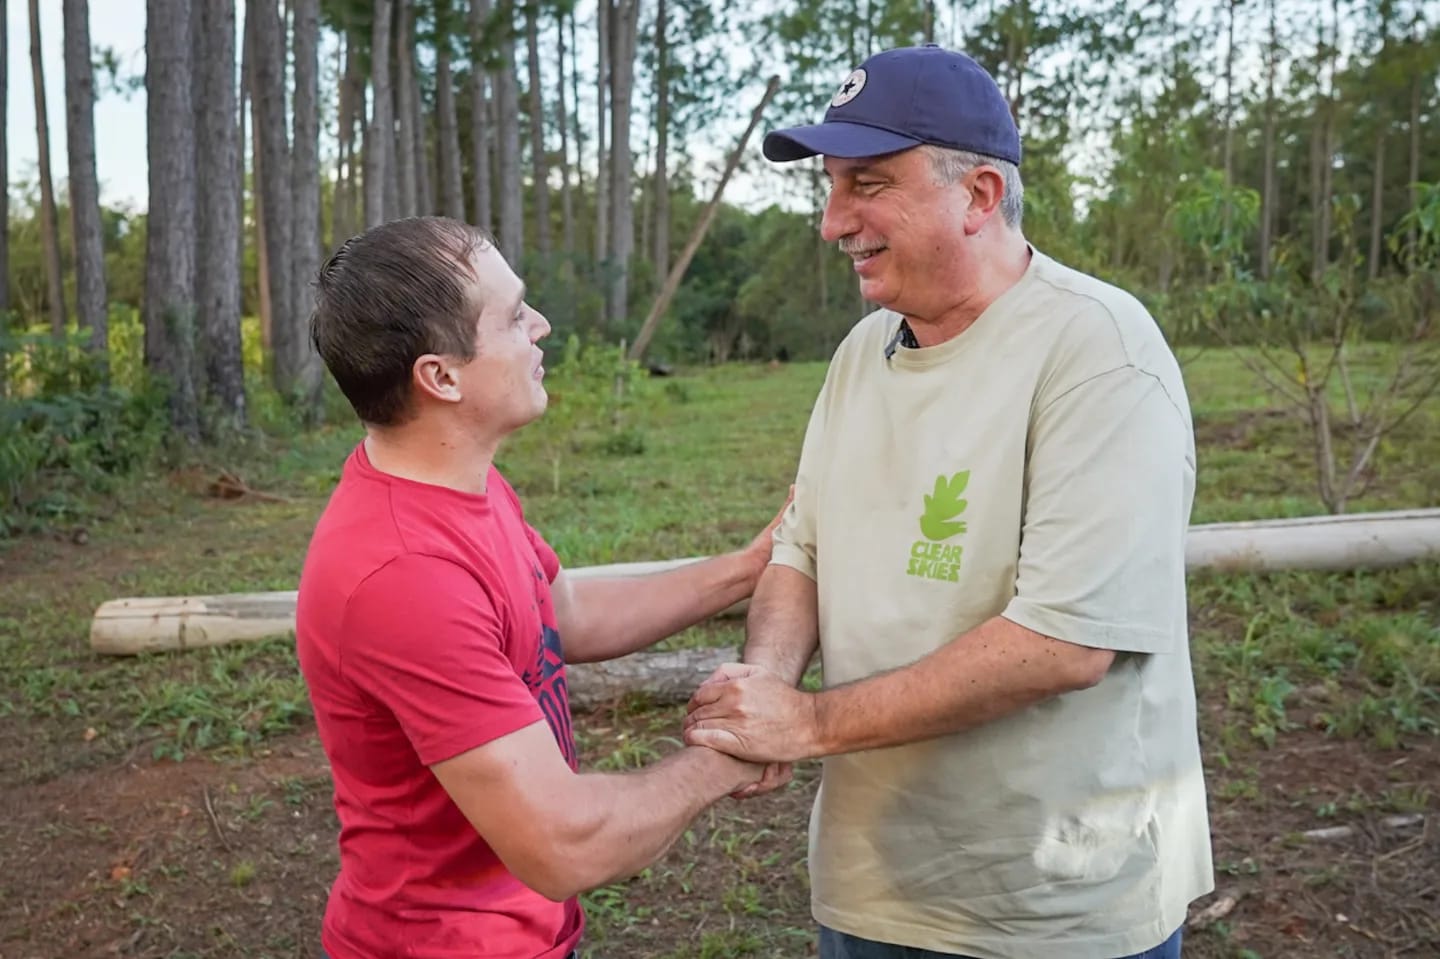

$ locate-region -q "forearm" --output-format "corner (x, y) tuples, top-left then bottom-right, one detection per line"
(808, 615), (1114, 756)
(557, 748), (751, 896)
(562, 552), (764, 663)
(741, 564), (819, 685)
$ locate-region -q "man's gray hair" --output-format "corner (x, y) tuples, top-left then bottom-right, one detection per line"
(922, 145), (1024, 229)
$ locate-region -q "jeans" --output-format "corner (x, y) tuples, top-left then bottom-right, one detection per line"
(819, 925), (1183, 959)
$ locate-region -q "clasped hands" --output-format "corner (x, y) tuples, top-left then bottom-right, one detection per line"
(683, 662), (817, 799)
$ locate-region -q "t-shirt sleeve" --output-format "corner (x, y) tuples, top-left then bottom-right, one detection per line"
(771, 377), (832, 581)
(1002, 366), (1194, 654)
(339, 553), (545, 765)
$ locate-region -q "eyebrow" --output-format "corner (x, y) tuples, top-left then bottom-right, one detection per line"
(510, 283), (527, 316)
(824, 162), (885, 181)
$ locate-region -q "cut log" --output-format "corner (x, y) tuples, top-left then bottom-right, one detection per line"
(90, 508), (1440, 657)
(1184, 508), (1440, 573)
(567, 647), (734, 709)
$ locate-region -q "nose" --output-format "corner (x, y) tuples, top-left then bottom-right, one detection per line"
(819, 187), (855, 244)
(529, 308), (552, 342)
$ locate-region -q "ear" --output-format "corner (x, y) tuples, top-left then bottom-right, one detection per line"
(962, 167), (1006, 236)
(411, 353), (464, 405)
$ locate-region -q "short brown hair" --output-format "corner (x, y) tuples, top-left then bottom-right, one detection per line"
(311, 217), (495, 426)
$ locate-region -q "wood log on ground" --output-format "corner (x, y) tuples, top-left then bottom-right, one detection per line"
(91, 508), (1440, 659)
(566, 647), (733, 709)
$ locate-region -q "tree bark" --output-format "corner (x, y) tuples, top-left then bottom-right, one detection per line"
(289, 0), (323, 411)
(467, 0), (493, 232)
(436, 0), (466, 219)
(595, 0), (610, 266)
(394, 0), (418, 217)
(557, 9), (576, 256)
(334, 25), (362, 246)
(525, 1), (551, 256)
(606, 0), (641, 327)
(1405, 8), (1421, 255)
(194, 0), (245, 428)
(144, 0), (199, 438)
(651, 0), (669, 278)
(0, 0), (8, 318)
(365, 0), (395, 228)
(1220, 0), (1236, 239)
(250, 0), (296, 397)
(62, 0), (107, 357)
(28, 0), (68, 339)
(1259, 0), (1277, 278)
(495, 1), (524, 261)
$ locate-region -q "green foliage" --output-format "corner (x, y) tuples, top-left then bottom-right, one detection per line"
(0, 329), (168, 536)
(513, 336), (655, 493)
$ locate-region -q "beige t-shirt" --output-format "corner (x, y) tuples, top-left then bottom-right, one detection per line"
(772, 250), (1213, 959)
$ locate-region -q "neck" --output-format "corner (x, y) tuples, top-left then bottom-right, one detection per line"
(363, 416), (501, 495)
(906, 234), (1031, 347)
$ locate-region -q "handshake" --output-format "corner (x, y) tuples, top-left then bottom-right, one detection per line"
(682, 662), (818, 800)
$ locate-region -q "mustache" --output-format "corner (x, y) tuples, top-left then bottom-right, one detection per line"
(838, 237), (886, 256)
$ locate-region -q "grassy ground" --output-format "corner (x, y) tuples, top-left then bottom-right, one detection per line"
(1, 349), (1437, 958)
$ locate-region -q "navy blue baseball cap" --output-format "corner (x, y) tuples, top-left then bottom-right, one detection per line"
(763, 45), (1021, 166)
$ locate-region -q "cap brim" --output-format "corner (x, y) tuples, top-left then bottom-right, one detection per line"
(762, 122), (924, 162)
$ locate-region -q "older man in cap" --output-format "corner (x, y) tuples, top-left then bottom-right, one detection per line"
(685, 45), (1214, 959)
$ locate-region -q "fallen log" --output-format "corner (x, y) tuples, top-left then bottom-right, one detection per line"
(91, 508), (1440, 658)
(567, 647), (733, 710)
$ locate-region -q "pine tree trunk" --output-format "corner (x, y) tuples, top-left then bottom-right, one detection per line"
(525, 1), (551, 256)
(290, 0), (323, 409)
(411, 36), (434, 215)
(436, 0), (465, 219)
(0, 0), (8, 319)
(366, 0), (395, 228)
(556, 9), (574, 256)
(250, 0), (296, 395)
(243, 9), (272, 349)
(468, 0), (493, 232)
(334, 26), (360, 246)
(651, 0), (669, 278)
(195, 0), (245, 428)
(144, 0), (199, 438)
(394, 0), (418, 217)
(1259, 0), (1277, 279)
(62, 0), (107, 356)
(1220, 0), (1236, 239)
(606, 0), (640, 327)
(28, 0), (68, 338)
(595, 0), (610, 267)
(496, 3), (524, 261)
(1406, 9), (1421, 254)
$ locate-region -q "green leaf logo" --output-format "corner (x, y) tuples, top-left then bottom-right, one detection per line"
(919, 471), (970, 541)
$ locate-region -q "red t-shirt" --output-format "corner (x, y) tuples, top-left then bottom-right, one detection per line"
(296, 444), (583, 959)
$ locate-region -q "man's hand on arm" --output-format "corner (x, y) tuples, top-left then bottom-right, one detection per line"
(552, 488), (792, 664)
(685, 616), (1115, 762)
(431, 721), (763, 902)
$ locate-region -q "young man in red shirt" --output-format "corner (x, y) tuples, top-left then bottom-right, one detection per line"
(298, 216), (775, 959)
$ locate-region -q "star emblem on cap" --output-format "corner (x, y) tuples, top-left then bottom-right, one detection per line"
(830, 68), (867, 107)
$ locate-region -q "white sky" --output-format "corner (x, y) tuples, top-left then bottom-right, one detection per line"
(6, 0), (151, 210)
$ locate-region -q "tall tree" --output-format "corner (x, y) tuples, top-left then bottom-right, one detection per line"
(144, 0), (199, 437)
(290, 0), (323, 408)
(366, 0), (395, 227)
(28, 0), (67, 337)
(525, 0), (551, 255)
(556, 6), (575, 255)
(495, 2), (524, 259)
(1309, 0), (1337, 282)
(606, 0), (641, 326)
(194, 0), (244, 426)
(335, 23), (363, 245)
(249, 0), (295, 391)
(0, 0), (8, 319)
(62, 0), (106, 355)
(595, 0), (609, 264)
(467, 0), (494, 231)
(395, 0), (419, 216)
(1367, 0), (1395, 279)
(436, 0), (466, 219)
(1259, 0), (1279, 277)
(651, 0), (670, 277)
